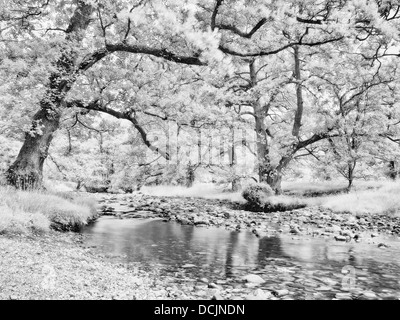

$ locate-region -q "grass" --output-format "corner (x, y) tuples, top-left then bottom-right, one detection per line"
(238, 179), (400, 215)
(282, 180), (350, 197)
(308, 181), (400, 216)
(141, 180), (400, 215)
(0, 187), (98, 235)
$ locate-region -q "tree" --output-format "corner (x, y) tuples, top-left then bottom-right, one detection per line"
(2, 0), (400, 190)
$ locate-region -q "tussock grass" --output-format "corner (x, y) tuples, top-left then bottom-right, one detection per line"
(0, 187), (98, 235)
(305, 181), (400, 215)
(282, 179), (393, 196)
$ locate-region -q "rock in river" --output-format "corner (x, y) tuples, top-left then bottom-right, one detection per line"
(242, 274), (265, 284)
(272, 289), (289, 297)
(245, 289), (271, 300)
(182, 264), (196, 268)
(334, 235), (348, 242)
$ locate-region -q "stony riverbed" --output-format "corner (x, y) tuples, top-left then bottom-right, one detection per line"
(81, 192), (400, 300)
(98, 193), (400, 245)
(2, 192), (400, 300)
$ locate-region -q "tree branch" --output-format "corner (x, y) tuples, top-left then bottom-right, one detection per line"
(67, 100), (171, 160)
(216, 18), (267, 38)
(211, 0), (224, 31)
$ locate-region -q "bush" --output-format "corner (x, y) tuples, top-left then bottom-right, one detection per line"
(242, 183), (274, 207)
(242, 184), (307, 212)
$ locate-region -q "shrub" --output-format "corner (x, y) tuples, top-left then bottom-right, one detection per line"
(242, 183), (274, 207)
(242, 184), (307, 212)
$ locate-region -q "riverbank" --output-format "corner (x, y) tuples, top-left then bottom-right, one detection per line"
(0, 231), (186, 300)
(99, 193), (400, 246)
(2, 185), (400, 300)
(1, 231), (315, 300)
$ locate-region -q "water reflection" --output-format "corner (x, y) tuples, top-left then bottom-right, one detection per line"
(83, 217), (400, 293)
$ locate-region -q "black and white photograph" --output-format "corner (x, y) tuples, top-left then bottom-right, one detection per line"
(1, 0), (400, 307)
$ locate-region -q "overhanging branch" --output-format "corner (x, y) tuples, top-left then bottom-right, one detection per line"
(67, 100), (171, 160)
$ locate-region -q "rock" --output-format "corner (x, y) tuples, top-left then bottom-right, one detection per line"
(245, 289), (272, 300)
(290, 226), (301, 235)
(194, 285), (208, 290)
(179, 218), (192, 225)
(193, 217), (209, 226)
(371, 233), (378, 238)
(211, 293), (224, 300)
(378, 243), (389, 249)
(335, 293), (352, 300)
(326, 225), (342, 233)
(199, 278), (209, 283)
(362, 292), (377, 299)
(334, 235), (347, 242)
(244, 283), (259, 288)
(182, 264), (196, 268)
(208, 283), (223, 290)
(273, 289), (289, 297)
(252, 228), (267, 237)
(340, 230), (353, 237)
(316, 286), (333, 291)
(242, 274), (265, 284)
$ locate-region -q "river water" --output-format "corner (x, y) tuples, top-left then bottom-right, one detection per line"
(82, 215), (400, 299)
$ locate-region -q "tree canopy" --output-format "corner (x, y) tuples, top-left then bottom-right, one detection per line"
(1, 0), (400, 192)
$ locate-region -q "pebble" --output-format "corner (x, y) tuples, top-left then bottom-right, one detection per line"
(245, 289), (272, 300)
(273, 289), (289, 297)
(211, 293), (224, 300)
(208, 283), (223, 290)
(362, 292), (377, 299)
(334, 235), (347, 241)
(242, 274), (265, 284)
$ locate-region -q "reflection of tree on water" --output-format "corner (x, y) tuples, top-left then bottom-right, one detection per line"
(225, 231), (238, 277)
(85, 218), (400, 292)
(224, 232), (277, 277)
(123, 221), (197, 266)
(256, 236), (288, 268)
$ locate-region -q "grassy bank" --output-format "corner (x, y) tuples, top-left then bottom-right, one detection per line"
(0, 187), (98, 235)
(308, 181), (400, 216)
(141, 180), (400, 216)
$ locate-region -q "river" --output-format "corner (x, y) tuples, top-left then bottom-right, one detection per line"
(82, 213), (400, 299)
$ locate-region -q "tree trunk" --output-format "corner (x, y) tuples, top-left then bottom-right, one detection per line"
(6, 107), (61, 189)
(346, 161), (356, 192)
(292, 45), (304, 137)
(266, 169), (283, 195)
(388, 160), (397, 180)
(232, 178), (241, 192)
(186, 163), (196, 188)
(5, 2), (94, 189)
